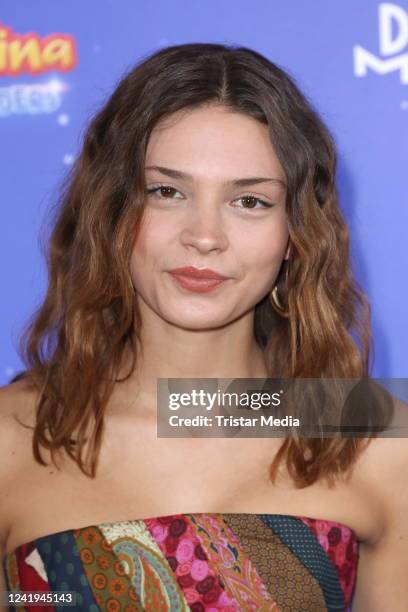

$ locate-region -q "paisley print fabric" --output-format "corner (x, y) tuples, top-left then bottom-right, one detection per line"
(3, 513), (359, 611)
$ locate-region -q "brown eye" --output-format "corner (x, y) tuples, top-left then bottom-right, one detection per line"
(146, 185), (183, 199)
(235, 195), (274, 209)
(242, 196), (257, 208)
(159, 186), (177, 197)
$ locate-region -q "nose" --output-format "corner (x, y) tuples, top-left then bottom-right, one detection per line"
(179, 198), (229, 254)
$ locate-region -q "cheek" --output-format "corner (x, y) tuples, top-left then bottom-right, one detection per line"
(129, 225), (152, 292)
(237, 221), (289, 272)
(131, 232), (149, 266)
(129, 214), (173, 286)
(131, 211), (166, 265)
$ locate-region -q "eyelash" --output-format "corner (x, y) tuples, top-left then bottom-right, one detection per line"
(145, 184), (275, 210)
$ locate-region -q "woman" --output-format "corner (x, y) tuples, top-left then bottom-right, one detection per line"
(0, 42), (407, 612)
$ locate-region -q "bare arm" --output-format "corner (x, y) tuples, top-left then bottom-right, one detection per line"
(351, 432), (408, 610)
(0, 379), (34, 612)
(0, 405), (12, 612)
(0, 544), (9, 612)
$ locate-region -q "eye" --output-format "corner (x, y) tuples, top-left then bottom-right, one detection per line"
(145, 185), (275, 210)
(145, 185), (184, 199)
(233, 195), (274, 210)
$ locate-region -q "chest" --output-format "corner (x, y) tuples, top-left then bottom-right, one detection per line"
(4, 420), (382, 554)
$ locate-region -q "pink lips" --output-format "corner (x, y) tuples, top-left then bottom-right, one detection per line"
(167, 266), (229, 293)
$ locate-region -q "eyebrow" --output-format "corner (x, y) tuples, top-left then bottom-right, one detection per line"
(145, 165), (286, 189)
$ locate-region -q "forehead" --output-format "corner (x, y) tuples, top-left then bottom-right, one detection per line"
(145, 104), (285, 181)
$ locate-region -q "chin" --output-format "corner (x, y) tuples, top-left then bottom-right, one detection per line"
(164, 312), (229, 331)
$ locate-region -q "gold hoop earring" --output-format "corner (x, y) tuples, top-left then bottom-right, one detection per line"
(270, 264), (290, 318)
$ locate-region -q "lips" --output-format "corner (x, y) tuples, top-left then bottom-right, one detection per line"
(167, 266), (230, 294)
(168, 266), (229, 280)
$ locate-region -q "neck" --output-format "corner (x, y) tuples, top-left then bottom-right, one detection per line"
(112, 304), (267, 416)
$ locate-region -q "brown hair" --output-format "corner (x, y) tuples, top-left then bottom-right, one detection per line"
(15, 43), (373, 487)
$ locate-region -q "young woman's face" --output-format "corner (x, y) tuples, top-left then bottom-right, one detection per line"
(130, 104), (290, 330)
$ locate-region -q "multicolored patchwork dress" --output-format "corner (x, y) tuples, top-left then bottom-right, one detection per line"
(3, 512), (358, 611)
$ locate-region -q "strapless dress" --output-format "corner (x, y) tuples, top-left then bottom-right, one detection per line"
(3, 512), (358, 611)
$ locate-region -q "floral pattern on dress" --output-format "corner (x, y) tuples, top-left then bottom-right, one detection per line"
(3, 513), (358, 611)
(145, 514), (240, 611)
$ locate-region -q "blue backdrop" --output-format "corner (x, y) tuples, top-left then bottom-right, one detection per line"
(1, 0), (407, 384)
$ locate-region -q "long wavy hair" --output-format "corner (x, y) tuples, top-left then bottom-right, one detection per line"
(14, 43), (373, 487)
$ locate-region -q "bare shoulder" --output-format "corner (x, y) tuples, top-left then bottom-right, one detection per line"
(377, 394), (408, 512)
(0, 378), (40, 542)
(0, 376), (40, 476)
(351, 394), (408, 610)
(0, 376), (39, 432)
(352, 394), (408, 513)
(358, 394), (408, 482)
